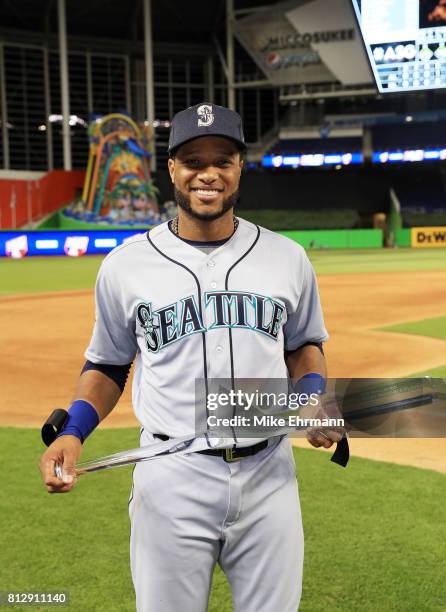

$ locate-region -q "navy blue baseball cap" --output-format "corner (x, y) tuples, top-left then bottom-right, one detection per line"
(168, 102), (246, 155)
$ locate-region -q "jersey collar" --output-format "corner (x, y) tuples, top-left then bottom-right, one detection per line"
(147, 217), (260, 269)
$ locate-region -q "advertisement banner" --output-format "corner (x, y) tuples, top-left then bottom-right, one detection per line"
(411, 227), (446, 248)
(231, 0), (372, 86)
(0, 230), (143, 257)
(286, 0), (373, 84)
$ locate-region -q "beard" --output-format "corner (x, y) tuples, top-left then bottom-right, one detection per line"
(174, 187), (240, 222)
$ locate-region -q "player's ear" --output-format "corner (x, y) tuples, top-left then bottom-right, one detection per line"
(167, 157), (175, 184)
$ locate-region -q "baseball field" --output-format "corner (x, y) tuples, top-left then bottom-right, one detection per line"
(1, 247), (445, 611)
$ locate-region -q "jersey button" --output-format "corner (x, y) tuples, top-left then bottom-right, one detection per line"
(210, 281), (217, 289)
(216, 346), (223, 353)
(207, 260), (216, 268)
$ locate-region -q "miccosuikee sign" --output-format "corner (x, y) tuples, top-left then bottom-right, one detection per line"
(232, 0), (372, 86)
(411, 227), (446, 248)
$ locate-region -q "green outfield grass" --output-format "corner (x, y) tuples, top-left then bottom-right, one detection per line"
(0, 248), (445, 296)
(378, 316), (446, 342)
(0, 256), (103, 295)
(377, 316), (446, 378)
(308, 247), (446, 275)
(1, 428), (445, 612)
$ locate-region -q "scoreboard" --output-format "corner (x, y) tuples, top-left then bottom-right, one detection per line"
(351, 0), (446, 93)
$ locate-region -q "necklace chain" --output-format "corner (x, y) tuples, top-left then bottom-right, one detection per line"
(171, 216), (239, 237)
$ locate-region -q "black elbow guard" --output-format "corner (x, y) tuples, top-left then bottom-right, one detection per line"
(81, 360), (132, 393)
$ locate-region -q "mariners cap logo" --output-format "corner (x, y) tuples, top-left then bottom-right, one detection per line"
(168, 103), (246, 154)
(197, 104), (214, 127)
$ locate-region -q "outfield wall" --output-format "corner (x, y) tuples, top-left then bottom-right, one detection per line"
(0, 170), (85, 228)
(395, 229), (411, 247)
(280, 229), (383, 249)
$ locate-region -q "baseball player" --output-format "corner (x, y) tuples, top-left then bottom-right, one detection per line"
(39, 102), (342, 611)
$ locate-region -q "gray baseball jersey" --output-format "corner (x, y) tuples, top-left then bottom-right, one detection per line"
(86, 218), (328, 435)
(85, 217), (328, 611)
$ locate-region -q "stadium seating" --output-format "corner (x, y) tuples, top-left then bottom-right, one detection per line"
(371, 121), (446, 151)
(267, 137), (363, 156)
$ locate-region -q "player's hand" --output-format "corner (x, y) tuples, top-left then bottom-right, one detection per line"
(306, 427), (343, 449)
(39, 435), (82, 494)
(298, 395), (345, 448)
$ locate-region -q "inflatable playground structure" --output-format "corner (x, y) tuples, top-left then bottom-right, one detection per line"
(63, 113), (175, 228)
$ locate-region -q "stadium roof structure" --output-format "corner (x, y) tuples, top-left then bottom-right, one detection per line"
(0, 0), (277, 43)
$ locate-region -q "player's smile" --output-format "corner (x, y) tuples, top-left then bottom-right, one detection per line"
(189, 186), (224, 204)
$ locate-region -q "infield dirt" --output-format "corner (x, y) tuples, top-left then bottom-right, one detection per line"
(1, 269), (445, 471)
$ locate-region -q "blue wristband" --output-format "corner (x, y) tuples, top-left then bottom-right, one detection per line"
(293, 373), (326, 395)
(56, 400), (99, 443)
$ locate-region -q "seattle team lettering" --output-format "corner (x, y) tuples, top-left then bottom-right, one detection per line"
(137, 292), (285, 353)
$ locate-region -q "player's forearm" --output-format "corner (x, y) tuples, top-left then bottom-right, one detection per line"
(71, 369), (122, 422)
(285, 344), (327, 384)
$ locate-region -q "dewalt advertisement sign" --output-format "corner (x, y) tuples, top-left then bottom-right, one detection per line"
(411, 227), (446, 248)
